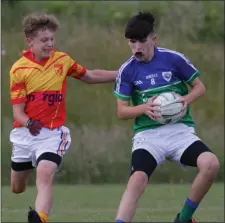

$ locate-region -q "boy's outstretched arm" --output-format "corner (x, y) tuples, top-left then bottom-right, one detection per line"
(79, 69), (118, 84)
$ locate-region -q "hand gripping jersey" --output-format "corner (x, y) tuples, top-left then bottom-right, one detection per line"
(10, 49), (86, 129)
(114, 47), (200, 134)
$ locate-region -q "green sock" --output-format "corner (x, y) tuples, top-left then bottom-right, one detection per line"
(179, 198), (199, 221)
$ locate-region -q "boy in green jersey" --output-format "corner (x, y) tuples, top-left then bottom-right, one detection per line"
(114, 12), (219, 223)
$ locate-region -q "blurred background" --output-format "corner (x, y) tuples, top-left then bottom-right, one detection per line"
(1, 1), (224, 222)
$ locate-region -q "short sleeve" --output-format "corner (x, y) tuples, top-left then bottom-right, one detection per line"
(10, 69), (27, 104)
(66, 56), (87, 79)
(174, 53), (200, 84)
(114, 65), (133, 101)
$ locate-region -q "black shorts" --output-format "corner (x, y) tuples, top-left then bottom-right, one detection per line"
(11, 152), (62, 172)
(130, 140), (213, 179)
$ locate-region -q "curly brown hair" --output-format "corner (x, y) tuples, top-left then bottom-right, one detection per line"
(23, 13), (59, 38)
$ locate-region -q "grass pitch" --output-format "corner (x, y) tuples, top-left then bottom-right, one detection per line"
(2, 183), (224, 222)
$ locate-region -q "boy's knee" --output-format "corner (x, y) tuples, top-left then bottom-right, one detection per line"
(11, 184), (26, 194)
(198, 152), (220, 177)
(128, 171), (148, 192)
(36, 160), (57, 185)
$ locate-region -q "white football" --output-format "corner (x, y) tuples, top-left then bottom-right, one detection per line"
(153, 92), (183, 124)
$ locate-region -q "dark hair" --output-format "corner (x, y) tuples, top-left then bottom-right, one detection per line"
(125, 12), (155, 40)
(23, 13), (59, 38)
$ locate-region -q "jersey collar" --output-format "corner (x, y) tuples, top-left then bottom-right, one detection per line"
(22, 49), (55, 66)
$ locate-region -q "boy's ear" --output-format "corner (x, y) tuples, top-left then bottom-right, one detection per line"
(151, 34), (157, 46)
(152, 34), (157, 41)
(25, 37), (33, 47)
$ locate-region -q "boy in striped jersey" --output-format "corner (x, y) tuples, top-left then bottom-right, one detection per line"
(114, 12), (219, 223)
(9, 13), (117, 223)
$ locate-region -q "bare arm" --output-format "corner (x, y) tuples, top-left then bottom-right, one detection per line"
(116, 97), (160, 120)
(177, 77), (206, 116)
(80, 69), (118, 84)
(12, 103), (29, 127)
(184, 77), (206, 104)
(117, 99), (146, 120)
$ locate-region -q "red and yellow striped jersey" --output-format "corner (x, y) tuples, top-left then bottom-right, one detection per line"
(10, 49), (86, 129)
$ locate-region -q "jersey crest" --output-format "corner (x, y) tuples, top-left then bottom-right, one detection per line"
(162, 71), (172, 82)
(54, 64), (63, 76)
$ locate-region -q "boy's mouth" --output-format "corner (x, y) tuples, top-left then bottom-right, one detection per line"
(44, 48), (52, 52)
(135, 52), (144, 57)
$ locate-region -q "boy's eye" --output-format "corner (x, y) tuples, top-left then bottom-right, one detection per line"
(140, 39), (147, 43)
(41, 38), (48, 42)
(130, 39), (147, 43)
(130, 39), (137, 43)
(41, 38), (54, 42)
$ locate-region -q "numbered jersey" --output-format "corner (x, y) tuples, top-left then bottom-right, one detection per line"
(114, 47), (200, 133)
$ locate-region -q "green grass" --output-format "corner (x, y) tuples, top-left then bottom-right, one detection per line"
(2, 183), (224, 222)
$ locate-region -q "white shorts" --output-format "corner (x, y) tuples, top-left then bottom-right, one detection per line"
(10, 126), (71, 168)
(132, 123), (201, 166)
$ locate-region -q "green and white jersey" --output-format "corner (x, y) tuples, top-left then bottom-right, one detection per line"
(114, 47), (200, 134)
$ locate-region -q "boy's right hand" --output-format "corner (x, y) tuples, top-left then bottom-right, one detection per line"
(26, 119), (43, 136)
